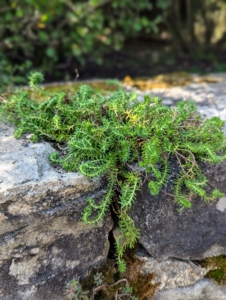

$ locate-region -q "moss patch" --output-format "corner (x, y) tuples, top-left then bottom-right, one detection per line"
(0, 80), (120, 103)
(124, 248), (159, 300)
(44, 80), (120, 94)
(202, 255), (226, 285)
(80, 248), (158, 300)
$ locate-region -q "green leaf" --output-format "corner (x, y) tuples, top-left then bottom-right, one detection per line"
(45, 47), (56, 58)
(38, 31), (49, 42)
(133, 21), (142, 32)
(16, 9), (24, 18)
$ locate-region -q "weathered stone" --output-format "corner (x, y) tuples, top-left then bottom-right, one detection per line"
(136, 246), (208, 291)
(129, 157), (226, 260)
(154, 279), (226, 300)
(0, 123), (113, 300)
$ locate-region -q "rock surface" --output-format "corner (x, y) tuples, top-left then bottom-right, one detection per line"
(129, 157), (226, 260)
(125, 78), (226, 127)
(154, 279), (226, 300)
(0, 123), (112, 300)
(137, 247), (208, 291)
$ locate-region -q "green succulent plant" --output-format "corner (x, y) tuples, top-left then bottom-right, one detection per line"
(65, 279), (89, 300)
(93, 272), (104, 286)
(1, 72), (225, 272)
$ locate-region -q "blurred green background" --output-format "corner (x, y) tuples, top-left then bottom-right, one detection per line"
(1, 0), (226, 92)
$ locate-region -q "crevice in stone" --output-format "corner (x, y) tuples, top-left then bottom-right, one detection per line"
(107, 229), (116, 260)
(107, 204), (118, 261)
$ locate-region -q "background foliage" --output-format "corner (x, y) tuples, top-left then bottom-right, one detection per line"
(0, 0), (166, 90)
(1, 0), (226, 92)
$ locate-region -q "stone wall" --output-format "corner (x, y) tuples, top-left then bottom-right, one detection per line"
(1, 122), (226, 300)
(0, 123), (113, 300)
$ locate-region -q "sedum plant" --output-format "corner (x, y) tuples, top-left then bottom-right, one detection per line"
(0, 72), (226, 272)
(65, 278), (89, 300)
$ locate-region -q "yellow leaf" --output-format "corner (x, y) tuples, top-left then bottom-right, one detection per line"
(37, 23), (46, 29)
(41, 14), (48, 22)
(124, 76), (132, 83)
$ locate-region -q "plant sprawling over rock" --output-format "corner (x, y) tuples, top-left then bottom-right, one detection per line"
(1, 72), (226, 272)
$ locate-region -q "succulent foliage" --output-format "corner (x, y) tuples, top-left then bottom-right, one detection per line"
(1, 72), (226, 272)
(65, 279), (89, 300)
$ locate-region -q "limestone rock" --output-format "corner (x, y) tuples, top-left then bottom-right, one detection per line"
(137, 247), (208, 291)
(0, 123), (112, 300)
(154, 279), (226, 300)
(129, 157), (226, 260)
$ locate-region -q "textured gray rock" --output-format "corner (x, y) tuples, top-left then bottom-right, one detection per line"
(137, 247), (208, 291)
(129, 157), (226, 260)
(125, 76), (226, 122)
(154, 279), (226, 300)
(0, 123), (113, 300)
